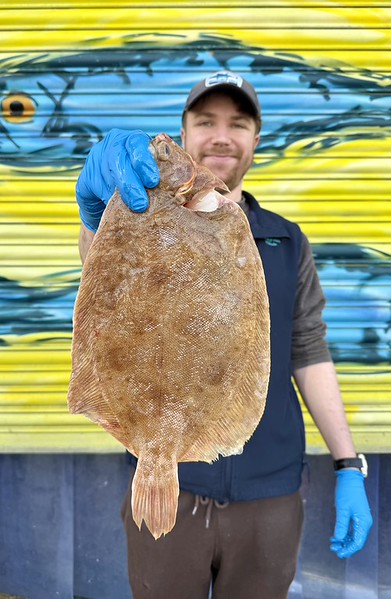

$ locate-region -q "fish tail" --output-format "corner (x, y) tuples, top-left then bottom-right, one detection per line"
(131, 455), (179, 540)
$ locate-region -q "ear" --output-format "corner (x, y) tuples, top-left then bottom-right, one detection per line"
(180, 127), (186, 149)
(254, 133), (260, 150)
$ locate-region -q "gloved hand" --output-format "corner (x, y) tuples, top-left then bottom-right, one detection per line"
(76, 128), (160, 232)
(330, 469), (373, 558)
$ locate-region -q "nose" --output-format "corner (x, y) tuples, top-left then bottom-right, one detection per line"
(210, 125), (232, 146)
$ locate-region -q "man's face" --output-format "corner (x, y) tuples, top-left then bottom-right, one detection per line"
(181, 92), (260, 197)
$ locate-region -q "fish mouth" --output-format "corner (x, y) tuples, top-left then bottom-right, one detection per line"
(183, 189), (230, 212)
(176, 177), (196, 196)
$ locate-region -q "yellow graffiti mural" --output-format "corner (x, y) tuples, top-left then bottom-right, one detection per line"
(0, 1), (390, 451)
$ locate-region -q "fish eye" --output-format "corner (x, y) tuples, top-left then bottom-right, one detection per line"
(1, 93), (36, 123)
(156, 141), (171, 162)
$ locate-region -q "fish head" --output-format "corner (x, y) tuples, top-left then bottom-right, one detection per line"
(151, 133), (197, 199)
(151, 133), (229, 209)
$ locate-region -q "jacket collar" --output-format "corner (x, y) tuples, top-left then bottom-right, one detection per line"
(243, 191), (293, 240)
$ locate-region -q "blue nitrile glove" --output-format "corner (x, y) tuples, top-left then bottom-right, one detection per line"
(76, 128), (160, 232)
(330, 469), (373, 558)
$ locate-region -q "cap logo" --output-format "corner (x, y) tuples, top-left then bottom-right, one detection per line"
(205, 71), (243, 89)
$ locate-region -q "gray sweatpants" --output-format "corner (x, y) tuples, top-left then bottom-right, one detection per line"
(121, 470), (303, 599)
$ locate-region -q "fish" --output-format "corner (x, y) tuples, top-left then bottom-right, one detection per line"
(67, 133), (270, 539)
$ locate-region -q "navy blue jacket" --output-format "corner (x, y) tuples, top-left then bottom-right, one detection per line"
(129, 191), (305, 502)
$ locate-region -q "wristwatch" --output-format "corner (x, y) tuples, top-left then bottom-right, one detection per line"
(333, 453), (368, 478)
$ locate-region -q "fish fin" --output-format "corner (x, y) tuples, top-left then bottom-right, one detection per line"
(68, 374), (138, 454)
(67, 259), (102, 416)
(180, 442), (228, 463)
(179, 411), (263, 462)
(180, 382), (268, 463)
(182, 338), (270, 462)
(131, 455), (179, 540)
(67, 353), (132, 445)
(67, 357), (103, 415)
(67, 350), (111, 422)
(68, 337), (139, 453)
(67, 263), (130, 441)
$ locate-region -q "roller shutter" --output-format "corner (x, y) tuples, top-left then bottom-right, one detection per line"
(0, 1), (390, 452)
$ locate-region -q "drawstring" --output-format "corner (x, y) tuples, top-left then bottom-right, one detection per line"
(192, 494), (229, 528)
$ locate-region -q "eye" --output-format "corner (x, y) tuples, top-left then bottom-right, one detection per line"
(232, 121), (247, 129)
(156, 141), (171, 161)
(1, 93), (36, 123)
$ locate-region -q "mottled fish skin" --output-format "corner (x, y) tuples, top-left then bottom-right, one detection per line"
(67, 134), (270, 539)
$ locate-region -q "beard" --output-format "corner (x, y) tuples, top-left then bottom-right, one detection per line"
(198, 152), (254, 193)
(223, 167), (248, 193)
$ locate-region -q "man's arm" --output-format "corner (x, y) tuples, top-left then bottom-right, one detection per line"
(79, 223), (95, 264)
(291, 234), (372, 558)
(293, 361), (356, 459)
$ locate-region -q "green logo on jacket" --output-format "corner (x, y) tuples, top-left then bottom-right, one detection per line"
(265, 238), (281, 247)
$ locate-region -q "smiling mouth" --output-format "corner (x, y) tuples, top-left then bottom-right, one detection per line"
(204, 154), (236, 160)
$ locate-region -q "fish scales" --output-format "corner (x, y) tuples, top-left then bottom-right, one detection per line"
(67, 133), (270, 539)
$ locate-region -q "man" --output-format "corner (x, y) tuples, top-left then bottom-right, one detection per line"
(76, 71), (372, 599)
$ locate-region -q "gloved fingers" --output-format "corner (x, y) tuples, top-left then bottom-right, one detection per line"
(76, 163), (108, 232)
(113, 149), (150, 212)
(76, 171), (115, 208)
(90, 141), (117, 204)
(76, 143), (116, 206)
(330, 540), (354, 559)
(349, 513), (373, 551)
(124, 130), (160, 189)
(330, 513), (373, 558)
(82, 128), (145, 206)
(330, 535), (352, 558)
(75, 128), (160, 226)
(330, 534), (363, 559)
(332, 509), (350, 543)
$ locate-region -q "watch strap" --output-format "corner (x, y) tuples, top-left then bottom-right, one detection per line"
(333, 453), (368, 477)
(334, 457), (362, 471)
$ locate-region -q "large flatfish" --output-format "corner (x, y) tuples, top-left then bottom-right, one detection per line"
(68, 133), (270, 539)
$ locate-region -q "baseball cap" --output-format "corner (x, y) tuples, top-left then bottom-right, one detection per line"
(182, 70), (261, 122)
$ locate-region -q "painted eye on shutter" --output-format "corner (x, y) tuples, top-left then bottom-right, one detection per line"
(1, 93), (36, 123)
